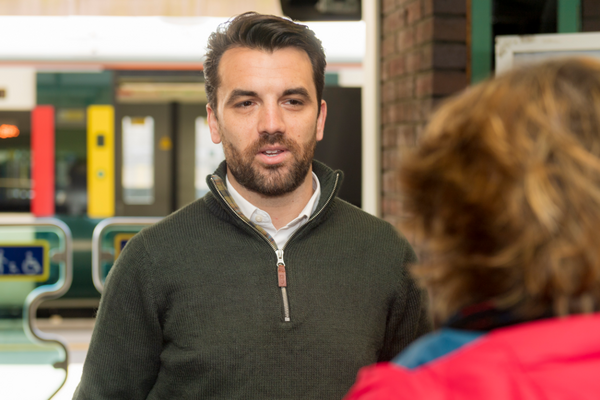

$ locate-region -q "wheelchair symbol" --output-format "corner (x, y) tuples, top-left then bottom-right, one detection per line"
(22, 251), (42, 275)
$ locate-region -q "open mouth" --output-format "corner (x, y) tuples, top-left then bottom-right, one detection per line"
(263, 149), (285, 157)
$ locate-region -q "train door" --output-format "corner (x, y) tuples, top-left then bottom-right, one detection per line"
(113, 102), (213, 216)
(114, 103), (174, 216)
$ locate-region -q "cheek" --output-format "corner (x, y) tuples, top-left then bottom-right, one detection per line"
(292, 119), (318, 142)
(221, 113), (256, 139)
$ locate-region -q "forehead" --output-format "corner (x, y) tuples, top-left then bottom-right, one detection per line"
(216, 47), (315, 96)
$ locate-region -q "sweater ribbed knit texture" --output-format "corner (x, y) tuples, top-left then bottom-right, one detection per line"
(74, 161), (430, 400)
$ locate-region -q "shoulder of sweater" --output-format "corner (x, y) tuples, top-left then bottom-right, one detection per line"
(136, 195), (217, 243)
(331, 197), (387, 223)
(330, 197), (408, 239)
(318, 198), (417, 265)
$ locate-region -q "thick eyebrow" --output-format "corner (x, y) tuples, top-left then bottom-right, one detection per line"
(224, 87), (312, 107)
(283, 87), (311, 101)
(225, 89), (258, 107)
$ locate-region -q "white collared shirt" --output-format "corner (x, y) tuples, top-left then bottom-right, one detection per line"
(226, 172), (321, 249)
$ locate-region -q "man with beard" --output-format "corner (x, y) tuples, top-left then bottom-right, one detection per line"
(74, 13), (429, 400)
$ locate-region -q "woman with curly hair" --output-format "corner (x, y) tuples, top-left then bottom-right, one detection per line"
(345, 57), (600, 399)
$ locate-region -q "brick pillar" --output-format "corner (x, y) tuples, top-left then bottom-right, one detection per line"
(380, 0), (467, 241)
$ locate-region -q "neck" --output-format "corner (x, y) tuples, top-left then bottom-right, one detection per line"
(227, 168), (315, 230)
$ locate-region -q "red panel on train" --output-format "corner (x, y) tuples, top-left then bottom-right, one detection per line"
(31, 105), (55, 217)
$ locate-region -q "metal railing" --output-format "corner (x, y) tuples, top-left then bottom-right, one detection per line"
(91, 217), (161, 294)
(0, 216), (73, 400)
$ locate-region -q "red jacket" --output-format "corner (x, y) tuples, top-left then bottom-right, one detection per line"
(344, 314), (600, 400)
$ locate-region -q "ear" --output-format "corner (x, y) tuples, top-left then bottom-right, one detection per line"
(316, 100), (327, 142)
(206, 104), (222, 144)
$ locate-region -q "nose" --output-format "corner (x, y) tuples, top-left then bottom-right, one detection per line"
(257, 103), (285, 135)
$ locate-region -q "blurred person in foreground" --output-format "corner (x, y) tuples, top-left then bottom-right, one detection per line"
(74, 12), (429, 400)
(344, 57), (600, 400)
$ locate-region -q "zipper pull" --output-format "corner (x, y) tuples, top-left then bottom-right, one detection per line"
(276, 249), (286, 287)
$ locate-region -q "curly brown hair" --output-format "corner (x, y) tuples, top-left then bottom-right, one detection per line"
(400, 57), (600, 323)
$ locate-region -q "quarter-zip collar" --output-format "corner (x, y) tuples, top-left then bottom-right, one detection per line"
(205, 160), (344, 243)
(226, 172), (321, 249)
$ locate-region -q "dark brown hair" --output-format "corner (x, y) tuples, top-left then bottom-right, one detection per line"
(203, 12), (326, 112)
(400, 57), (600, 323)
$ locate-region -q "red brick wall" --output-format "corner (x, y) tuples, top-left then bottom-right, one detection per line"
(380, 0), (468, 240)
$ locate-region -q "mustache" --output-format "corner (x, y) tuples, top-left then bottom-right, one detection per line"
(260, 132), (284, 145)
(252, 132), (298, 151)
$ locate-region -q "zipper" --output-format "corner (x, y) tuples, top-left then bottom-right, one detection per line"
(210, 173), (340, 323)
(276, 249), (290, 322)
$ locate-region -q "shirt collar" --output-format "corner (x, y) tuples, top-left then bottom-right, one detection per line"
(226, 172), (321, 225)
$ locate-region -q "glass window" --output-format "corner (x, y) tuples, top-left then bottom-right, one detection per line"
(122, 116), (154, 205)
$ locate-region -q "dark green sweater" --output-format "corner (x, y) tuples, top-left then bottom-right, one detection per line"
(74, 161), (430, 400)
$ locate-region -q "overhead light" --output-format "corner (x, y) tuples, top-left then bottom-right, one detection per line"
(0, 124), (20, 138)
(0, 17), (364, 65)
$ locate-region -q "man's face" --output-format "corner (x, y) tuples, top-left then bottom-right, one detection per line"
(206, 46), (327, 197)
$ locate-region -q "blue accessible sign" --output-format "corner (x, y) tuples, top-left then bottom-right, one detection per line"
(0, 241), (50, 282)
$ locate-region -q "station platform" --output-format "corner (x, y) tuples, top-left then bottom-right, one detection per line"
(2, 318), (94, 400)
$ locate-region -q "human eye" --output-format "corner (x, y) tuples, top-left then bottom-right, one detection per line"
(284, 98), (304, 107)
(235, 100), (254, 108)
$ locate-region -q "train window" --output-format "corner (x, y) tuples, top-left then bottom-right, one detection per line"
(194, 117), (223, 199)
(122, 116), (155, 205)
(0, 112), (32, 213)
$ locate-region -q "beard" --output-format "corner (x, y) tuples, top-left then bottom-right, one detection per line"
(222, 131), (317, 197)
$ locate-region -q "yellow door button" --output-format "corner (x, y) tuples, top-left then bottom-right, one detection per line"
(159, 136), (172, 151)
